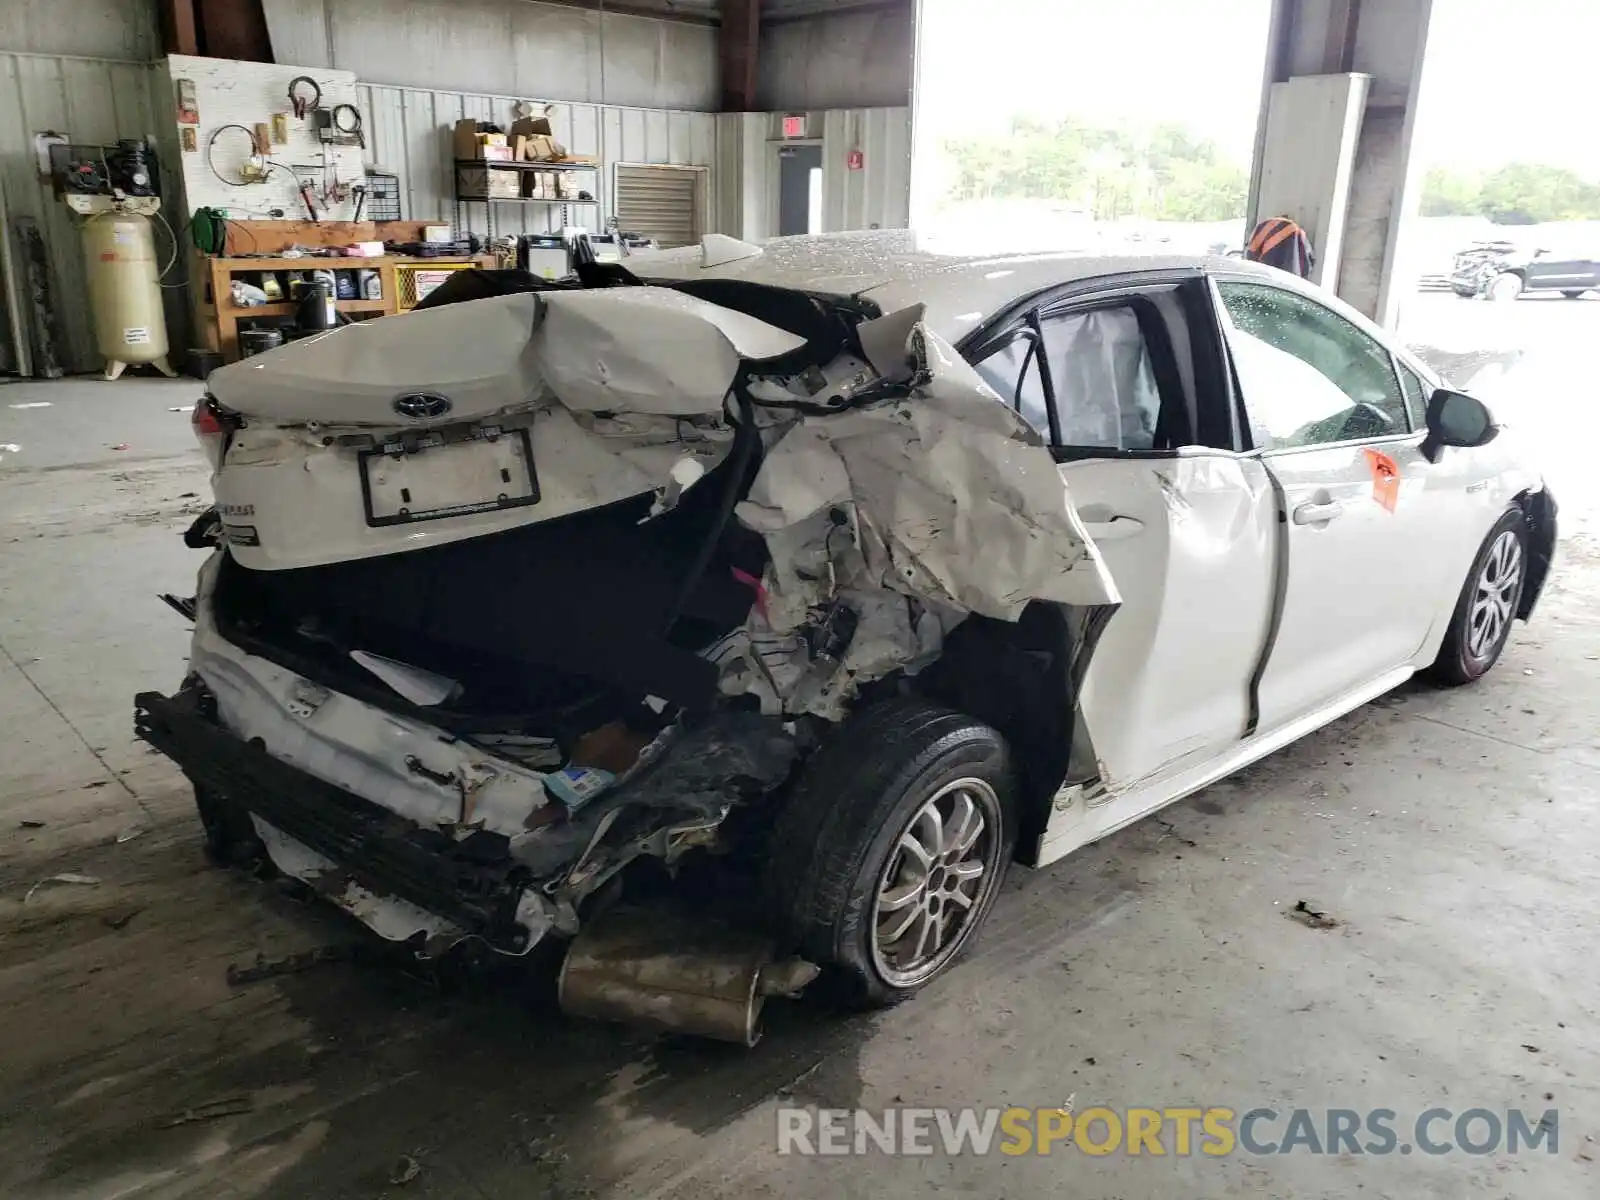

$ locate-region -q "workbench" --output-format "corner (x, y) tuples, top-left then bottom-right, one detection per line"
(197, 252), (498, 362)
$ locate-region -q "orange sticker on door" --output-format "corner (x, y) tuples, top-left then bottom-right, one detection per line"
(1363, 448), (1401, 513)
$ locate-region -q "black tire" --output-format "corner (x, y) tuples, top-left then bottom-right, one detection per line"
(1562, 290), (1586, 299)
(764, 697), (1018, 1008)
(1487, 273), (1524, 302)
(1426, 508), (1529, 686)
(192, 784), (263, 866)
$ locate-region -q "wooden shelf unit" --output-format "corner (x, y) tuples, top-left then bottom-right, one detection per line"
(197, 253), (496, 362)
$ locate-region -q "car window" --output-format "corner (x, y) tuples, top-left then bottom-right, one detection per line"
(1218, 281), (1409, 450)
(1037, 306), (1161, 450)
(1397, 362), (1430, 429)
(972, 331), (1052, 434)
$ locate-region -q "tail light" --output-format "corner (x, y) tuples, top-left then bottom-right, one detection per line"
(191, 396), (230, 472)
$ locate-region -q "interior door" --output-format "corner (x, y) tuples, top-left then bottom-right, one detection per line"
(777, 145), (823, 236)
(969, 280), (1275, 792)
(1215, 278), (1441, 729)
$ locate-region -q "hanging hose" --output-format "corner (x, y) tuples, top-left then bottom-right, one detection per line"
(191, 206), (229, 255)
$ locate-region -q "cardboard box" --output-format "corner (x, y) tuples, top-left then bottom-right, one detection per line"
(453, 118), (483, 160)
(555, 172), (581, 199)
(510, 113), (566, 161)
(453, 118), (513, 161)
(460, 165), (520, 199)
(520, 170), (560, 201)
(516, 133), (564, 162)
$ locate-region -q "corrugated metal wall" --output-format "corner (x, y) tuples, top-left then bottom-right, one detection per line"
(356, 82), (718, 239)
(757, 6), (915, 111)
(714, 107), (912, 242)
(822, 107), (912, 232)
(0, 51), (163, 374)
(264, 0), (718, 110)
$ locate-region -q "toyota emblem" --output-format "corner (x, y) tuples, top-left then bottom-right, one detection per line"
(393, 392), (453, 420)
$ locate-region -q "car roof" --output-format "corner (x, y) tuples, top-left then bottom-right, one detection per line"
(631, 229), (1288, 343)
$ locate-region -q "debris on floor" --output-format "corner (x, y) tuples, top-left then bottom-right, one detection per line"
(18, 820), (45, 829)
(102, 907), (142, 931)
(226, 944), (367, 986)
(109, 443), (129, 451)
(8, 402), (51, 409)
(1285, 899), (1340, 930)
(156, 1096), (253, 1128)
(115, 827), (146, 844)
(23, 873), (102, 903)
(389, 1153), (423, 1185)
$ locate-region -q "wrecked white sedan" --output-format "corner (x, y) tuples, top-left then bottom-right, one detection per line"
(137, 231), (1556, 1041)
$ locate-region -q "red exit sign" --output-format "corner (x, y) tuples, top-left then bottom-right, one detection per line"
(781, 114), (806, 138)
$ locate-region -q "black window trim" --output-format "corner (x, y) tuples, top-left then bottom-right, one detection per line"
(1208, 272), (1424, 457)
(959, 268), (1237, 461)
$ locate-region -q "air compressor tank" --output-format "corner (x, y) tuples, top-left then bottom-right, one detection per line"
(79, 210), (174, 380)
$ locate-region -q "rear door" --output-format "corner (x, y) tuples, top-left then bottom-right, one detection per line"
(968, 275), (1276, 794)
(1212, 277), (1443, 729)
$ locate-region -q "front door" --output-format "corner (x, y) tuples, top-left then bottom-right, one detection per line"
(1214, 277), (1440, 730)
(968, 278), (1275, 794)
(777, 145), (823, 236)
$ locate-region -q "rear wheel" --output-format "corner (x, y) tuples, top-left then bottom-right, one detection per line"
(1427, 509), (1528, 686)
(1487, 273), (1524, 302)
(764, 698), (1017, 1008)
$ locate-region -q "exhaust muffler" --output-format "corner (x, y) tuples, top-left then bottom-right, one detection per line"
(558, 906), (819, 1045)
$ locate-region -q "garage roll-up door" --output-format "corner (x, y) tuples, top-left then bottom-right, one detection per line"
(614, 165), (705, 248)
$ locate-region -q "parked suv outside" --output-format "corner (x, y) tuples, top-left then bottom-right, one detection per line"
(1451, 239), (1600, 300)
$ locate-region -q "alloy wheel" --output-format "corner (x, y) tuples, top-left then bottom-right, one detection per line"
(870, 777), (1002, 988)
(1467, 529), (1524, 662)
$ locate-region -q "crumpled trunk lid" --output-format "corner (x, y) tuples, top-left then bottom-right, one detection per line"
(206, 287), (806, 428)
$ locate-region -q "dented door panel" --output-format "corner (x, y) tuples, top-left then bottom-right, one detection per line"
(1070, 452), (1277, 793)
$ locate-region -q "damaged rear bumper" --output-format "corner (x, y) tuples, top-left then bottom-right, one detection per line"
(135, 684), (548, 955)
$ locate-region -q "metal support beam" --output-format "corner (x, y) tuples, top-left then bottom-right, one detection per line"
(720, 0), (761, 112)
(1247, 0), (1435, 326)
(196, 0), (274, 63)
(160, 0), (200, 56)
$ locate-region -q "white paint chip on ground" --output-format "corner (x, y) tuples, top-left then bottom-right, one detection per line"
(8, 402), (50, 409)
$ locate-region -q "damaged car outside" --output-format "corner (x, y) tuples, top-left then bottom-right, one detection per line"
(136, 231), (1557, 1043)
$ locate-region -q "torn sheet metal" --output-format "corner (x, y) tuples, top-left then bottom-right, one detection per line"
(251, 816), (489, 953)
(719, 309), (1118, 718)
(743, 311), (1118, 618)
(530, 288), (805, 416)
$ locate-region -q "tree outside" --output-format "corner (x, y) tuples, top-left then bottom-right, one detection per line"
(1420, 163), (1600, 225)
(943, 117), (1248, 223)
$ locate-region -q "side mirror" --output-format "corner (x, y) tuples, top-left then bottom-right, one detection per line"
(1420, 388), (1498, 463)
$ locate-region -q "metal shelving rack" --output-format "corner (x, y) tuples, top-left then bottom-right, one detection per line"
(453, 160), (601, 238)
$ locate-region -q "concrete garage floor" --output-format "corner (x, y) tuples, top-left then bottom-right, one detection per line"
(1, 295), (1596, 1199)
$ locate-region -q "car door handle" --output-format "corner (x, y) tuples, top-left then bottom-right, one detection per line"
(1292, 500), (1344, 525)
(1081, 516), (1145, 541)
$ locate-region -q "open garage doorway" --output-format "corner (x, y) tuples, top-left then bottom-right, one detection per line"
(910, 0), (1271, 256)
(1399, 0), (1600, 544)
